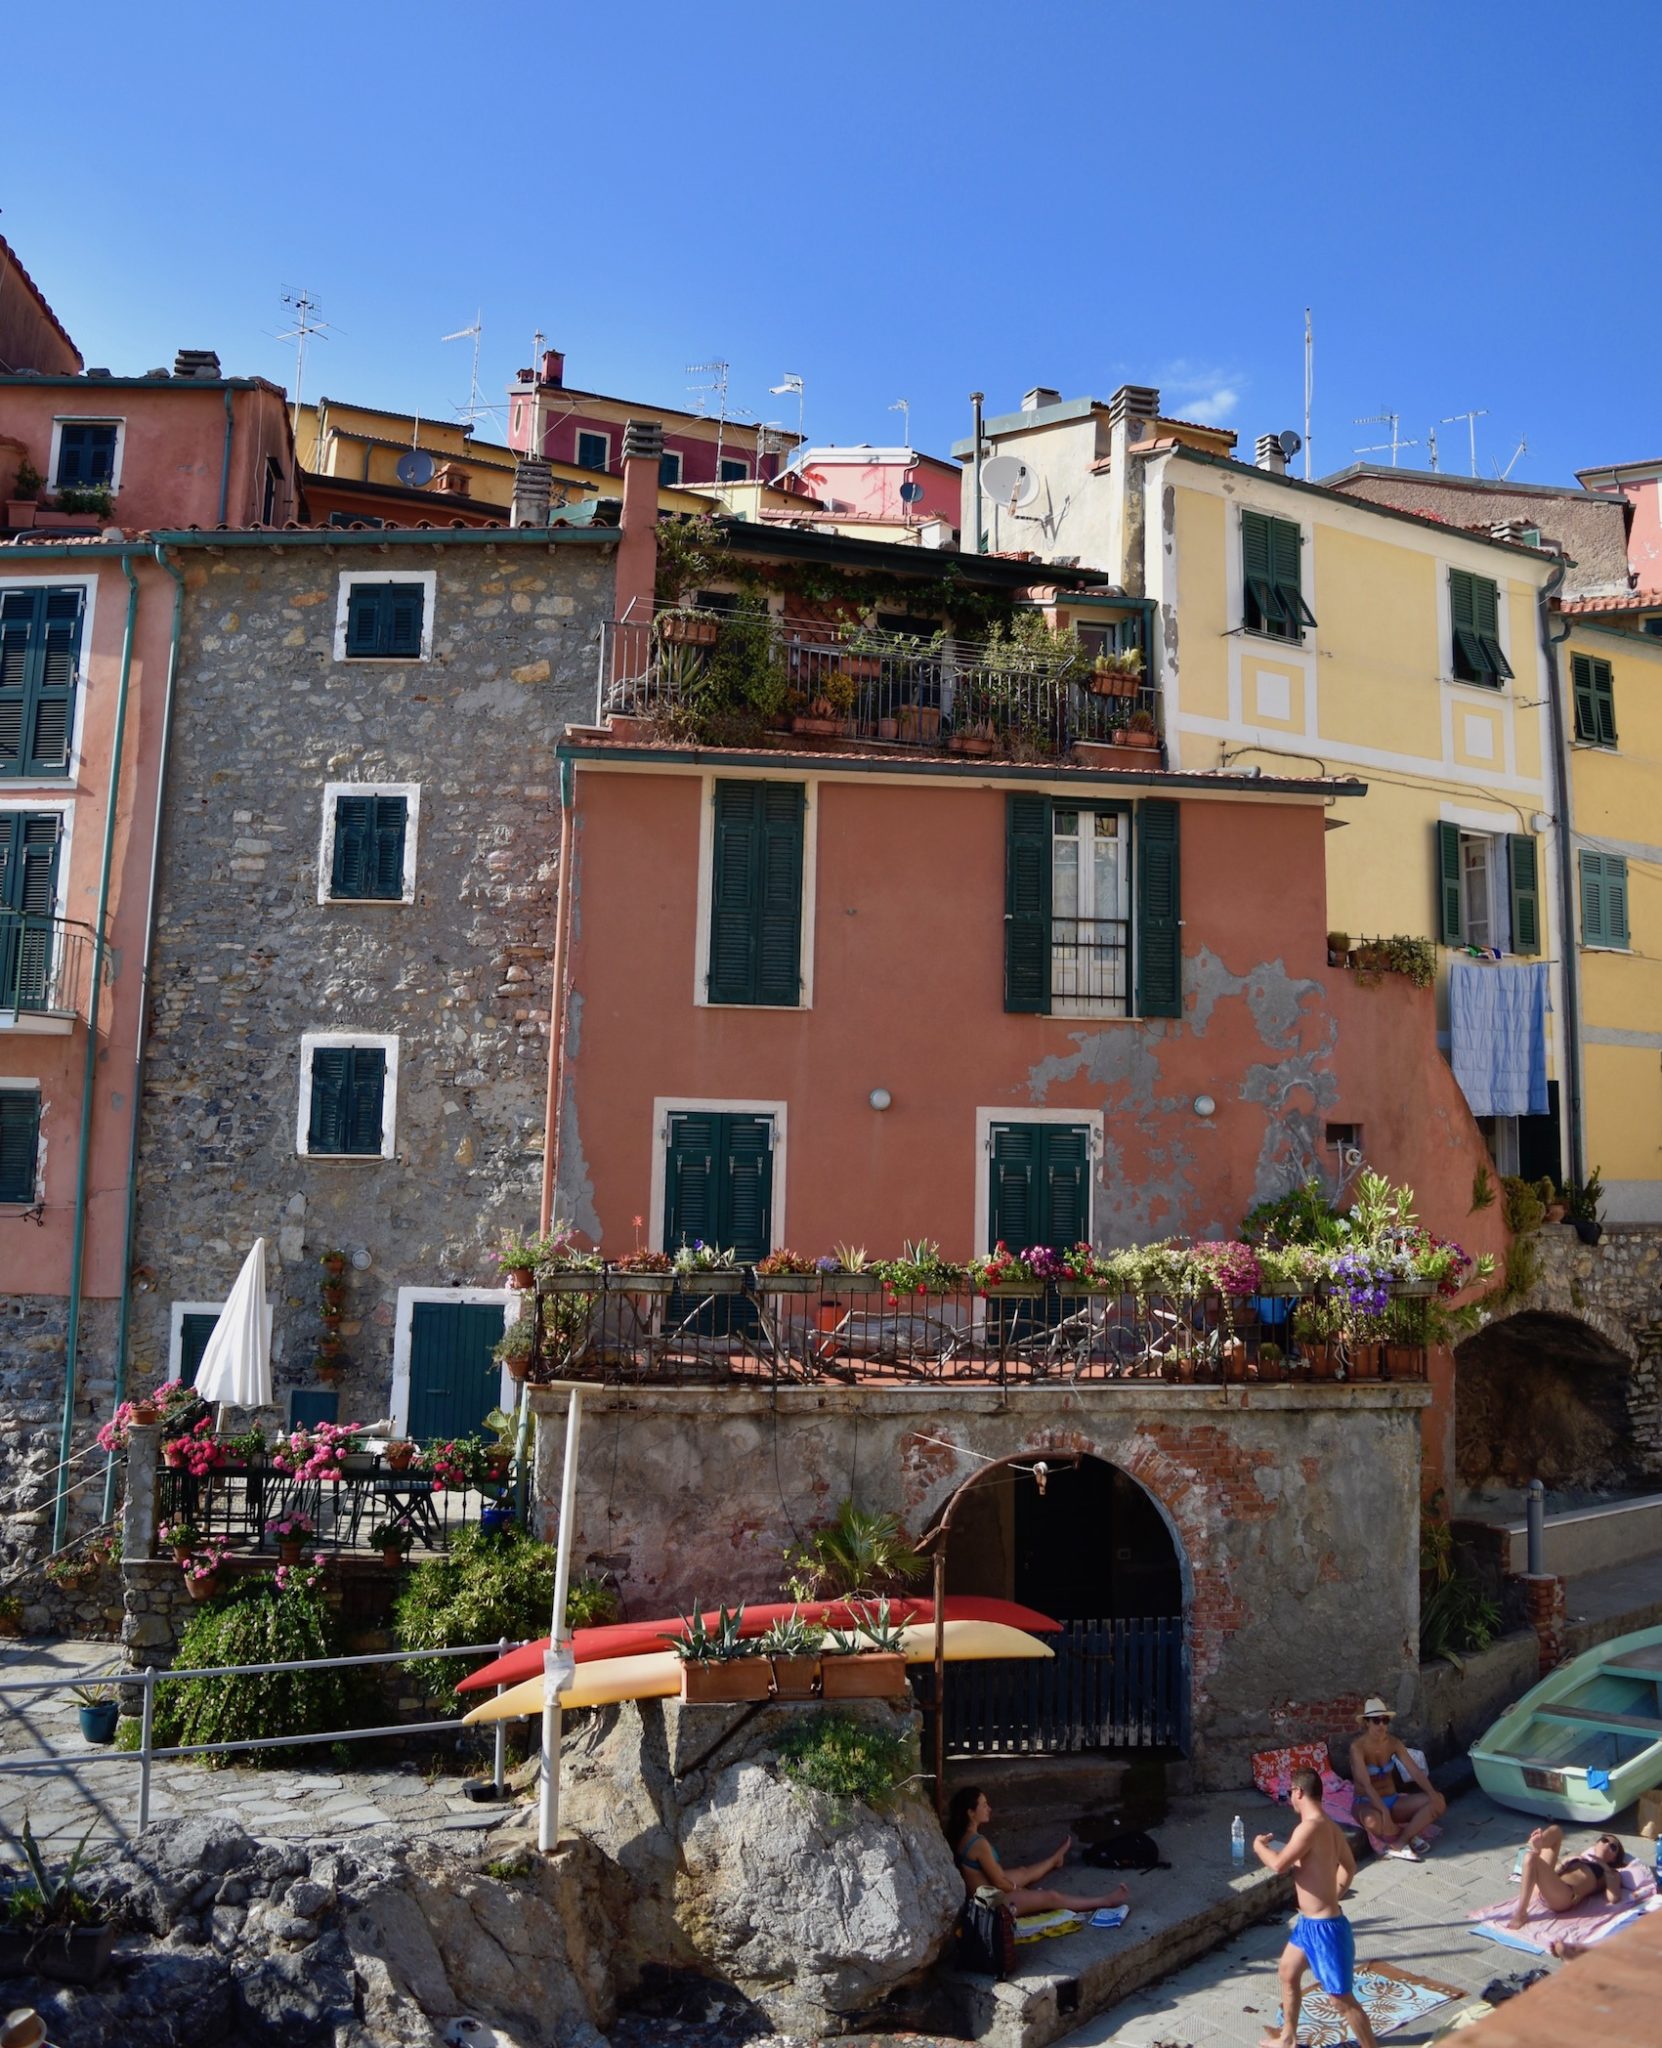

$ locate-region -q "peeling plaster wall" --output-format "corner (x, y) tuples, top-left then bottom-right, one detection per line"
(560, 768), (1502, 1261)
(531, 1382), (1428, 1788)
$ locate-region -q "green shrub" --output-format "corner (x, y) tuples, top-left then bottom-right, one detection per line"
(154, 1578), (367, 1766)
(778, 1712), (914, 1821)
(393, 1525), (618, 1714)
(1501, 1175), (1544, 1235)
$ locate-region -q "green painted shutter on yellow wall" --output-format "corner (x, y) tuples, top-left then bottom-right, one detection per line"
(1436, 822), (1464, 945)
(1571, 653), (1617, 746)
(1507, 834), (1540, 955)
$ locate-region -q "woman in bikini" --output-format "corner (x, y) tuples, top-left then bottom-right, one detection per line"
(948, 1786), (1131, 1916)
(1506, 1826), (1627, 1931)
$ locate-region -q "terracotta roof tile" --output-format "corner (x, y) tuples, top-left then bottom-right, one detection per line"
(1556, 591), (1662, 613)
(0, 236), (81, 371)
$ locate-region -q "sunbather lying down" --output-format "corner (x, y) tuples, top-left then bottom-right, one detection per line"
(1507, 1825), (1628, 1932)
(948, 1786), (1130, 1916)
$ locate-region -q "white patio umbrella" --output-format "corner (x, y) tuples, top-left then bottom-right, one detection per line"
(193, 1237), (273, 1414)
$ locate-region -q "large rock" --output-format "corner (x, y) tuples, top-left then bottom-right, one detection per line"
(7, 1818), (610, 2048)
(559, 1697), (961, 2036)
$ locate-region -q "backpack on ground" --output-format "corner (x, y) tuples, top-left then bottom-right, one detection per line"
(954, 1894), (1017, 1976)
(1082, 1827), (1168, 1871)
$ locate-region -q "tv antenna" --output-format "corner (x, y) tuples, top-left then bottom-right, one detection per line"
(889, 397), (911, 450)
(1498, 435), (1529, 481)
(1302, 307), (1313, 479)
(1426, 424), (1439, 473)
(442, 312), (489, 428)
(276, 288), (336, 443)
(687, 358), (731, 478)
(770, 373), (805, 448)
(1353, 410), (1416, 466)
(1440, 409), (1489, 477)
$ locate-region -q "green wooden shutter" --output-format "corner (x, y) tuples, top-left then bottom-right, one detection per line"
(1507, 834), (1540, 956)
(989, 1122), (1037, 1248)
(330, 795), (375, 897)
(665, 1111), (720, 1250)
(344, 585), (384, 656)
(1470, 575), (1512, 680)
(383, 585), (425, 657)
(1270, 516), (1316, 628)
(1134, 799), (1182, 1018)
(344, 1048), (387, 1154)
(1580, 851), (1629, 948)
(1572, 654), (1616, 745)
(307, 1048), (349, 1152)
(372, 797), (408, 897)
(0, 1092), (39, 1204)
(1436, 821), (1464, 945)
(709, 782), (761, 1002)
(756, 783), (805, 1005)
(1241, 510), (1283, 633)
(723, 1115), (774, 1261)
(1042, 1124), (1091, 1246)
(1450, 570), (1482, 681)
(1607, 855), (1630, 947)
(1004, 793), (1052, 1012)
(0, 589), (82, 777)
(0, 811), (62, 1008)
(178, 1311), (220, 1381)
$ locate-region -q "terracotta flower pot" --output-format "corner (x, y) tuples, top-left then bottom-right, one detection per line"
(1113, 729), (1160, 751)
(321, 1254), (348, 1278)
(1255, 1355), (1284, 1384)
(162, 1441), (187, 1469)
(1543, 1202), (1567, 1224)
(1348, 1343), (1381, 1381)
(186, 1573), (221, 1602)
(130, 1401), (159, 1426)
(381, 1547), (406, 1568)
(278, 1540), (304, 1567)
(386, 1442), (415, 1471)
(1222, 1341), (1249, 1383)
(504, 1352), (531, 1383)
(820, 1651), (909, 1700)
(505, 1266), (535, 1291)
(680, 1659), (774, 1704)
(895, 705), (941, 742)
(1306, 1343), (1336, 1381)
(769, 1655), (822, 1699)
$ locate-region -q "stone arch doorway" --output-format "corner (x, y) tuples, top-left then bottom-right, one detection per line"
(1455, 1311), (1641, 1501)
(934, 1452), (1188, 1752)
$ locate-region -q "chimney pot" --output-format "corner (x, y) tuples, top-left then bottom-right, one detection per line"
(1108, 384), (1160, 428)
(173, 348), (222, 380)
(510, 456), (553, 528)
(541, 349), (565, 387)
(623, 418), (665, 464)
(1254, 434), (1287, 475)
(1021, 386), (1062, 412)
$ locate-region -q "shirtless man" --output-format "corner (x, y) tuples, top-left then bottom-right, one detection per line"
(1347, 1696), (1445, 1857)
(1506, 1826), (1626, 1932)
(1253, 1766), (1378, 2048)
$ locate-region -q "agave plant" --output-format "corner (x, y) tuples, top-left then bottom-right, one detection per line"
(8, 1816), (104, 1929)
(783, 1500), (924, 1603)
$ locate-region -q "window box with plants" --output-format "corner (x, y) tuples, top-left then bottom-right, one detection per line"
(0, 1819), (116, 1985)
(875, 1240), (967, 1299)
(1086, 647), (1145, 699)
(536, 1223), (606, 1293)
(1112, 708), (1160, 751)
(819, 1600), (911, 1699)
(753, 1249), (822, 1294)
(613, 1247), (677, 1295)
(815, 1247), (881, 1295)
(672, 1242), (746, 1293)
(966, 1243), (1047, 1297)
(670, 1604), (774, 1703)
(657, 607), (721, 648)
(760, 1613), (825, 1697)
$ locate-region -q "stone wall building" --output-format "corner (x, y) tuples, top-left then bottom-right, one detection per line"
(128, 527), (616, 1439)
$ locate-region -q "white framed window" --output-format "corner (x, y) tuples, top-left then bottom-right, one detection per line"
(1051, 805), (1132, 1017)
(168, 1298), (276, 1383)
(316, 783), (420, 905)
(659, 450), (683, 487)
(389, 1286), (515, 1438)
(48, 418), (125, 494)
(0, 1083), (42, 1205)
(296, 1031), (399, 1159)
(649, 1096), (788, 1254)
(693, 772), (817, 1010)
(575, 430), (610, 472)
(1458, 831), (1511, 954)
(332, 569), (436, 663)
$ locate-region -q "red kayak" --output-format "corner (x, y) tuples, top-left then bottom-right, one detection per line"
(456, 1594), (1062, 1694)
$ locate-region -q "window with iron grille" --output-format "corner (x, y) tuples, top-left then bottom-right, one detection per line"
(0, 588), (83, 777)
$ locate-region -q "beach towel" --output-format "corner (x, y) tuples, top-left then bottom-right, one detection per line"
(1469, 1859), (1659, 1953)
(1014, 1908), (1082, 1943)
(1280, 1962), (1464, 2044)
(1252, 1741), (1442, 1855)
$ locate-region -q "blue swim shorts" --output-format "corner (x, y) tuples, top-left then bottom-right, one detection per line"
(1290, 1912), (1355, 1998)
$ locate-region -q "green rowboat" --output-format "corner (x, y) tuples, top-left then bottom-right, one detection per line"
(1471, 1622), (1662, 1823)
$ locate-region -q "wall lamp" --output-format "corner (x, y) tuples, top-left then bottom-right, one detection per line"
(868, 1088), (893, 1111)
(1192, 1094), (1217, 1118)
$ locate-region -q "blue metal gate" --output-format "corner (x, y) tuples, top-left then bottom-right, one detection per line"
(912, 1616), (1187, 1754)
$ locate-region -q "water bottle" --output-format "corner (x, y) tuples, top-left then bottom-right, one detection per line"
(1654, 1832), (1661, 1884)
(1231, 1814), (1245, 1868)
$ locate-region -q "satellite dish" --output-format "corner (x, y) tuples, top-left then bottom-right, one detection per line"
(980, 455), (1038, 509)
(396, 448), (436, 488)
(1277, 429), (1302, 461)
(898, 481), (924, 504)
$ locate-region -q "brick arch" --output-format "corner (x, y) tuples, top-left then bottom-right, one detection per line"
(1453, 1308), (1647, 1494)
(1479, 1289), (1637, 1366)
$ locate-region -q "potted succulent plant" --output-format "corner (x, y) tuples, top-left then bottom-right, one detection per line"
(819, 1598), (911, 1699)
(1113, 707), (1160, 751)
(1566, 1167), (1604, 1245)
(657, 606), (720, 648)
(761, 1612), (825, 1697)
(614, 1245), (677, 1295)
(493, 1316), (535, 1383)
(671, 1241), (745, 1293)
(815, 1245), (881, 1296)
(1087, 647), (1144, 698)
(537, 1223), (605, 1292)
(70, 1674), (120, 1745)
(0, 1819), (116, 1984)
(370, 1521), (415, 1568)
(753, 1249), (821, 1294)
(668, 1604), (773, 1703)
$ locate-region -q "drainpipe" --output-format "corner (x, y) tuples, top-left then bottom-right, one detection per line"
(969, 393), (985, 557)
(218, 388), (234, 527)
(55, 556), (142, 1548)
(541, 754), (576, 1235)
(1537, 557), (1583, 1185)
(102, 542), (187, 1521)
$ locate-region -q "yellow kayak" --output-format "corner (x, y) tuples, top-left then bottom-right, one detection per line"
(461, 1618), (1053, 1725)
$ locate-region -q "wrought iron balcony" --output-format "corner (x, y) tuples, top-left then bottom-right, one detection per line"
(0, 912), (96, 1029)
(595, 609), (1159, 762)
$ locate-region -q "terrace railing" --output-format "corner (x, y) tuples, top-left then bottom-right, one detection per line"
(594, 610), (1158, 762)
(154, 1452), (488, 1558)
(528, 1272), (1428, 1391)
(0, 910), (96, 1022)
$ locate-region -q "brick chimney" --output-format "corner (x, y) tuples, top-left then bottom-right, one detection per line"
(1106, 384), (1160, 592)
(1254, 433), (1287, 476)
(540, 350), (565, 388)
(614, 419), (663, 623)
(511, 456), (552, 527)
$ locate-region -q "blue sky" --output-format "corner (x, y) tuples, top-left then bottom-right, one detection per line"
(6, 0), (1656, 486)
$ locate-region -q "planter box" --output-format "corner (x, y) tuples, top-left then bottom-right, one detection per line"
(680, 1658), (773, 1704)
(5, 500), (37, 529)
(978, 1282), (1044, 1299)
(1087, 669), (1141, 698)
(1072, 740), (1143, 770)
(538, 1270), (603, 1293)
(820, 1652), (909, 1699)
(1113, 732), (1160, 753)
(1392, 1279), (1436, 1298)
(680, 1270), (745, 1294)
(0, 1920), (117, 1985)
(659, 616), (718, 646)
(820, 1272), (881, 1295)
(607, 714), (658, 744)
(613, 1270), (677, 1294)
(770, 1655), (822, 1698)
(754, 1274), (822, 1294)
(895, 706), (941, 743)
(949, 732), (997, 757)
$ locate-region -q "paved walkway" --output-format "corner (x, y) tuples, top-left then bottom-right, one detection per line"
(0, 1639), (515, 1853)
(1064, 1786), (1650, 2046)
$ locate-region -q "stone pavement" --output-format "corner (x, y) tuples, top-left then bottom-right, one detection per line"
(1062, 1786), (1648, 2046)
(0, 1638), (517, 1854)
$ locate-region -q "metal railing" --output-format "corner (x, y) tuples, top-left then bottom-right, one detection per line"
(1052, 916), (1131, 1011)
(595, 610), (1159, 760)
(0, 911), (94, 1020)
(526, 1276), (1428, 1390)
(0, 1638), (526, 1839)
(154, 1455), (488, 1558)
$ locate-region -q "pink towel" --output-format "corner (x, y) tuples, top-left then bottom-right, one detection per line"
(1469, 1862), (1659, 1953)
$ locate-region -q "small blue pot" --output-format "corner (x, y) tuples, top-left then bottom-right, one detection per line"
(79, 1701), (119, 1745)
